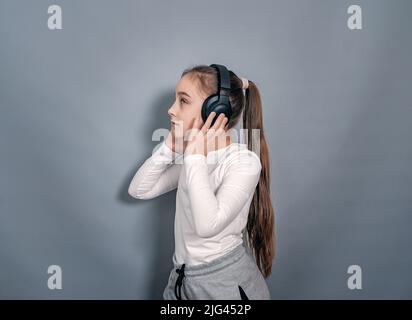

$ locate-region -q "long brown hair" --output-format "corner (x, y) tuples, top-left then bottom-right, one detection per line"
(181, 64), (275, 278)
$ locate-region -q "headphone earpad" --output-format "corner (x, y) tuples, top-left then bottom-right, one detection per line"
(201, 94), (219, 123)
(201, 94), (233, 126)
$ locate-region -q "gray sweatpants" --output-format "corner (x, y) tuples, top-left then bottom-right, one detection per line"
(162, 243), (271, 300)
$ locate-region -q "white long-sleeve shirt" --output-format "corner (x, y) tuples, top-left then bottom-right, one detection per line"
(128, 140), (262, 265)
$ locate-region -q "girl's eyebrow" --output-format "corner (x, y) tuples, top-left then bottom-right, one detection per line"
(177, 91), (191, 98)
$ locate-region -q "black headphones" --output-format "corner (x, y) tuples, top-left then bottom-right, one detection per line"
(201, 64), (233, 127)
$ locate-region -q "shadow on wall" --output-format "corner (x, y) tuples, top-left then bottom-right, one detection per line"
(117, 88), (177, 299)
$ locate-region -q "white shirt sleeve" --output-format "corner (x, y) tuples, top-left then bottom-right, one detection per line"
(183, 151), (262, 238)
(128, 141), (183, 199)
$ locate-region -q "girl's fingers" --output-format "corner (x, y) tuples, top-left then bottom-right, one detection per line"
(219, 116), (228, 129)
(206, 127), (216, 139)
(201, 112), (216, 133)
(211, 113), (225, 130)
(215, 127), (225, 136)
(207, 117), (228, 141)
(211, 115), (228, 135)
(187, 117), (202, 139)
(185, 121), (196, 142)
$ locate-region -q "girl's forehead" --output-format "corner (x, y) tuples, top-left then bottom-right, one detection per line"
(176, 75), (202, 99)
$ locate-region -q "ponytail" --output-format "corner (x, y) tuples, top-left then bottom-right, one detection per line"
(243, 80), (275, 278)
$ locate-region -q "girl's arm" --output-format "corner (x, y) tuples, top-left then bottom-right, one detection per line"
(184, 150), (262, 238)
(128, 141), (183, 200)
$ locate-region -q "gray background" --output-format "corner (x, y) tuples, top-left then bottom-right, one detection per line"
(1, 0), (411, 299)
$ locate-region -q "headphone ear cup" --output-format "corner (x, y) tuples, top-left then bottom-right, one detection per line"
(202, 94), (233, 127)
(201, 94), (220, 123)
(211, 103), (232, 125)
(215, 95), (233, 120)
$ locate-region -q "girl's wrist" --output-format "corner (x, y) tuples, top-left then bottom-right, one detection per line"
(184, 144), (206, 157)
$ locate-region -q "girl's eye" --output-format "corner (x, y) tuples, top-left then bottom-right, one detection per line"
(180, 98), (187, 104)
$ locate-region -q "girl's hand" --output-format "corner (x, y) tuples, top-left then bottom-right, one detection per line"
(165, 122), (186, 154)
(184, 112), (230, 156)
(165, 130), (182, 153)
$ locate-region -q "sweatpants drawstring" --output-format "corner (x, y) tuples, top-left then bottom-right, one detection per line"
(174, 263), (186, 300)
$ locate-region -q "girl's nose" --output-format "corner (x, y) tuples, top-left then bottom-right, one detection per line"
(168, 105), (177, 118)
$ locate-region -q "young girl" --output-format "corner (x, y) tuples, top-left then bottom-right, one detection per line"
(128, 64), (275, 300)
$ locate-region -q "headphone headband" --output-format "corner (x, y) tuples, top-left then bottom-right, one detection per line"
(210, 64), (231, 94)
(201, 63), (233, 125)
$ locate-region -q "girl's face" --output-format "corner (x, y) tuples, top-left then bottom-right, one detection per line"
(168, 74), (206, 139)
